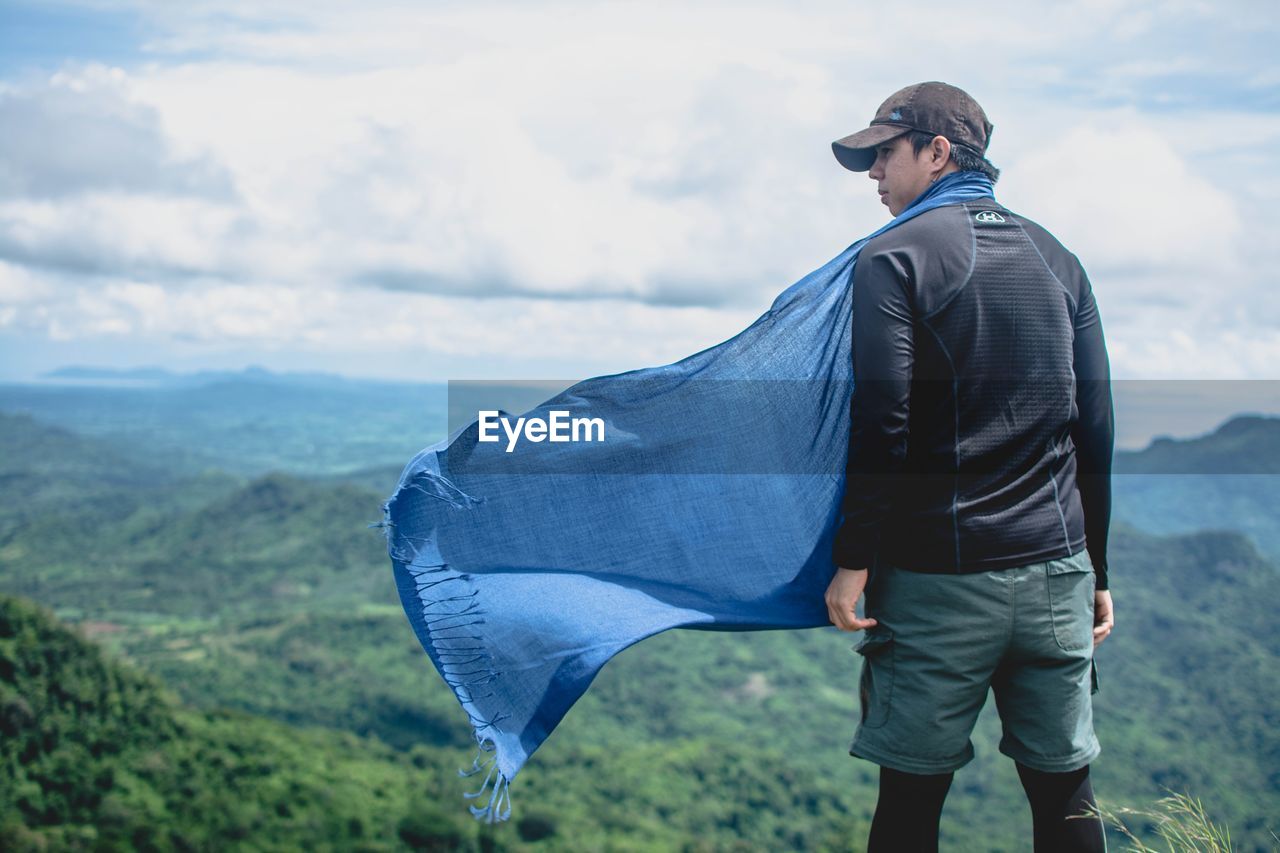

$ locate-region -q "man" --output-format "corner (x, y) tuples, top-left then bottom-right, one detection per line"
(823, 82), (1116, 852)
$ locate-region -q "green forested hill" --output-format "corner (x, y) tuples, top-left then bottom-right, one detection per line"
(0, 594), (500, 852)
(0, 415), (388, 622)
(2, 405), (1279, 850)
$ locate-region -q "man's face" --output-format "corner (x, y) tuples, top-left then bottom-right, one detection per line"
(867, 134), (934, 217)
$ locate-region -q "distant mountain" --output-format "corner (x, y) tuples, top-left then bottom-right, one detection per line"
(1, 373), (447, 477)
(1116, 414), (1280, 474)
(0, 411), (242, 567)
(1113, 415), (1280, 558)
(1, 467), (392, 624)
(44, 365), (182, 384)
(0, 410), (176, 486)
(41, 364), (412, 391)
(0, 410), (244, 563)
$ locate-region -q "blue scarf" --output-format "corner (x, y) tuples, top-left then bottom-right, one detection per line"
(379, 170), (997, 821)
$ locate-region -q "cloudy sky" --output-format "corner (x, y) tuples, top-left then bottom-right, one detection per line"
(1, 0), (1278, 390)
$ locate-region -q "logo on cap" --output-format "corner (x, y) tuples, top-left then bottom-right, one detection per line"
(889, 110), (903, 121)
(975, 211), (1005, 223)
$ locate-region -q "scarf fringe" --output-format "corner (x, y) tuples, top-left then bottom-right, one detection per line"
(372, 470), (515, 823)
(459, 740), (513, 822)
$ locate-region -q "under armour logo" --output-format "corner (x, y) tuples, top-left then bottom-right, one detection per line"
(975, 211), (1006, 223)
(889, 110), (903, 121)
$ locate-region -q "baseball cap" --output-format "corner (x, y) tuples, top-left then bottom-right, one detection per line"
(831, 81), (994, 172)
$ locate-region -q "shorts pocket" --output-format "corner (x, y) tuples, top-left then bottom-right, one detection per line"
(853, 628), (894, 729)
(1047, 567), (1095, 652)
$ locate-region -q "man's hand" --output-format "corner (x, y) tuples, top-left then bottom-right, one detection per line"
(1093, 589), (1114, 647)
(826, 567), (879, 632)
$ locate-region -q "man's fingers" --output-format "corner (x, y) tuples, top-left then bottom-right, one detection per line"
(830, 610), (877, 632)
(824, 569), (874, 631)
(1093, 616), (1114, 645)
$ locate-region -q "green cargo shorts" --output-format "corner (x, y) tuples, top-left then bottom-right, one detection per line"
(849, 548), (1101, 775)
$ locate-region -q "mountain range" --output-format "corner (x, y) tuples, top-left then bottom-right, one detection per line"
(1, 378), (1278, 850)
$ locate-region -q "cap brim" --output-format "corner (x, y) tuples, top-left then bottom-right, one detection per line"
(831, 124), (908, 172)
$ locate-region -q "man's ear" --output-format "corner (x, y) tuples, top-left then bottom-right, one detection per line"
(931, 135), (952, 168)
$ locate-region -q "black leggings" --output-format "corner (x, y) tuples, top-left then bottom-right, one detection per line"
(1016, 762), (1107, 852)
(866, 763), (1106, 852)
(866, 766), (953, 852)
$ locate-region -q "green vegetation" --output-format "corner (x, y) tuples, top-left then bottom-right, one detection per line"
(0, 594), (489, 852)
(1, 388), (1278, 850)
(1089, 790), (1258, 852)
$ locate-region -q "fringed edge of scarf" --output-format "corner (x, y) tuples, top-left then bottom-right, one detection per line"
(371, 469), (515, 824)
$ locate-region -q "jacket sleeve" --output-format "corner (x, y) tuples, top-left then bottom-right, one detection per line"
(832, 250), (914, 571)
(1070, 269), (1115, 590)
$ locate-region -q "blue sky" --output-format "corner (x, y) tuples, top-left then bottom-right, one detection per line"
(1, 2), (145, 76)
(1, 0), (1278, 401)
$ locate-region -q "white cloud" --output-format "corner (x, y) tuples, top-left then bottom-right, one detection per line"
(1107, 324), (1280, 379)
(2, 272), (762, 378)
(0, 0), (1277, 380)
(0, 65), (234, 200)
(0, 260), (55, 305)
(1000, 119), (1242, 276)
(0, 192), (252, 278)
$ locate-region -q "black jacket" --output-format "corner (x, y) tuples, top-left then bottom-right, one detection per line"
(832, 198), (1115, 589)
